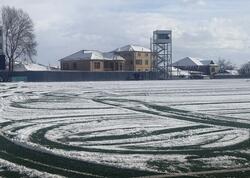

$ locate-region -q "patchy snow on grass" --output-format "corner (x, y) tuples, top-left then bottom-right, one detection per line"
(1, 79), (250, 173)
(0, 158), (64, 178)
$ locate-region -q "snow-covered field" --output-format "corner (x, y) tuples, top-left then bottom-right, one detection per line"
(0, 79), (250, 177)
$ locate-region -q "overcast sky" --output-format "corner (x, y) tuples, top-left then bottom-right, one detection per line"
(1, 0), (250, 66)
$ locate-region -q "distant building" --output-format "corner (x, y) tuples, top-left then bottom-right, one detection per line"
(115, 45), (152, 72)
(171, 67), (190, 78)
(215, 69), (239, 78)
(173, 57), (219, 76)
(14, 62), (50, 71)
(60, 50), (125, 72)
(60, 45), (152, 72)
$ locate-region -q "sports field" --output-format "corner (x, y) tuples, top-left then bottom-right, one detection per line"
(0, 79), (250, 178)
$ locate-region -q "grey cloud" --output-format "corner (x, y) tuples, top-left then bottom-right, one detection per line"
(1, 0), (250, 66)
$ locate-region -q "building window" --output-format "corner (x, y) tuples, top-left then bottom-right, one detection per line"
(145, 60), (149, 65)
(136, 59), (142, 65)
(115, 63), (118, 70)
(130, 60), (133, 65)
(63, 63), (69, 70)
(145, 53), (149, 57)
(138, 52), (141, 57)
(110, 63), (114, 69)
(73, 62), (77, 70)
(94, 62), (101, 69)
(104, 62), (108, 69)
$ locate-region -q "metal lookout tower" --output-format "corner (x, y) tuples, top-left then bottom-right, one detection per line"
(151, 30), (172, 79)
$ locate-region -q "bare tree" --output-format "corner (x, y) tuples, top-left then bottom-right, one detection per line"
(1, 6), (37, 72)
(239, 62), (250, 76)
(217, 58), (235, 73)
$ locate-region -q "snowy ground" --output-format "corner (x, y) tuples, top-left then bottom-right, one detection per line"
(1, 79), (250, 177)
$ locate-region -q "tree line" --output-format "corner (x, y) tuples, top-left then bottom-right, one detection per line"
(217, 58), (250, 76)
(1, 5), (250, 76)
(1, 6), (37, 72)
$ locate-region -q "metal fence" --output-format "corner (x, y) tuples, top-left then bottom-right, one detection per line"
(0, 71), (160, 82)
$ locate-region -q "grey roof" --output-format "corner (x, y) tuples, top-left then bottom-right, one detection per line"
(115, 45), (151, 52)
(173, 57), (204, 66)
(200, 60), (215, 65)
(173, 57), (216, 67)
(103, 52), (125, 61)
(60, 50), (125, 62)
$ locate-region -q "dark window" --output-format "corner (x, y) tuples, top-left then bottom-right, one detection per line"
(94, 62), (101, 69)
(63, 63), (69, 70)
(110, 63), (114, 69)
(73, 62), (77, 70)
(145, 60), (149, 65)
(138, 52), (141, 57)
(157, 34), (170, 40)
(104, 62), (109, 69)
(145, 53), (149, 57)
(136, 59), (142, 65)
(115, 63), (118, 70)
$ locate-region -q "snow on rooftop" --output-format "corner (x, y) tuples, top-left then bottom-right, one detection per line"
(226, 70), (239, 75)
(60, 50), (102, 61)
(115, 45), (151, 52)
(60, 50), (125, 61)
(217, 70), (239, 76)
(14, 62), (49, 71)
(200, 60), (215, 65)
(171, 67), (190, 76)
(60, 45), (151, 62)
(103, 52), (125, 61)
(173, 57), (215, 67)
